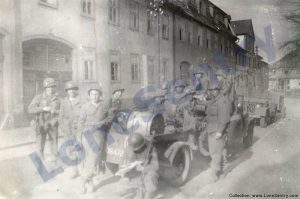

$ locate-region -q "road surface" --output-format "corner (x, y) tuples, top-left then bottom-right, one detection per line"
(0, 98), (299, 199)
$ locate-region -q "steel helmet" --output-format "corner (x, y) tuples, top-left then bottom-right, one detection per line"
(193, 67), (205, 75)
(215, 69), (227, 78)
(128, 133), (146, 152)
(208, 83), (220, 90)
(174, 79), (187, 88)
(65, 81), (79, 91)
(43, 78), (56, 88)
(88, 84), (103, 95)
(112, 88), (125, 95)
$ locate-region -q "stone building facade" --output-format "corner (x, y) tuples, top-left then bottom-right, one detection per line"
(0, 0), (268, 128)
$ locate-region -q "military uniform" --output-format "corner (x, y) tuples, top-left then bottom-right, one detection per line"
(28, 88), (60, 159)
(120, 139), (159, 199)
(205, 89), (230, 179)
(59, 95), (82, 139)
(78, 100), (109, 181)
(59, 93), (82, 176)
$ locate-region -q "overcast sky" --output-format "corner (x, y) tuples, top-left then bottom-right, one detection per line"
(210, 0), (294, 63)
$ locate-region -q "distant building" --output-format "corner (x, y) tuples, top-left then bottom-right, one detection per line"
(232, 19), (269, 98)
(270, 50), (300, 94)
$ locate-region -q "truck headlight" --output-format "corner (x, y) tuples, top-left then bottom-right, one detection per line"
(256, 104), (260, 108)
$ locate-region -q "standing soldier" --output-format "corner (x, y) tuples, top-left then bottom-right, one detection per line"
(59, 81), (82, 178)
(107, 89), (124, 124)
(216, 69), (235, 163)
(78, 84), (109, 194)
(28, 77), (60, 161)
(205, 83), (231, 182)
(118, 133), (159, 199)
(193, 66), (209, 95)
(110, 89), (124, 113)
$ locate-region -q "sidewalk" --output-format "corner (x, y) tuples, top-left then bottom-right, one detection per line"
(0, 127), (63, 161)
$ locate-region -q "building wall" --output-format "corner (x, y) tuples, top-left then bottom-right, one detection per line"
(106, 0), (174, 101)
(0, 0), (22, 117)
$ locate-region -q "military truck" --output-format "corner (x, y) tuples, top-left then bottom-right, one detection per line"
(243, 93), (285, 128)
(104, 91), (255, 187)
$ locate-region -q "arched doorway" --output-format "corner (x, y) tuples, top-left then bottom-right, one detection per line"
(22, 38), (73, 112)
(180, 61), (191, 80)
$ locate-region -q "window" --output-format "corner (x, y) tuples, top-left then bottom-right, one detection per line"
(162, 14), (169, 40)
(83, 48), (96, 81)
(206, 30), (211, 49)
(84, 60), (94, 81)
(202, 1), (206, 16)
(39, 0), (58, 8)
(198, 0), (202, 14)
(147, 56), (155, 83)
(284, 70), (289, 75)
(110, 51), (120, 82)
(162, 58), (169, 81)
(214, 33), (218, 50)
(131, 54), (140, 81)
(187, 23), (193, 44)
(220, 36), (224, 53)
(82, 0), (94, 16)
(147, 11), (155, 35)
(226, 40), (230, 55)
(130, 0), (139, 31)
(197, 27), (203, 47)
(109, 0), (119, 24)
(179, 24), (184, 41)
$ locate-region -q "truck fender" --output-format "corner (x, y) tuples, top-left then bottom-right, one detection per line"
(163, 142), (193, 164)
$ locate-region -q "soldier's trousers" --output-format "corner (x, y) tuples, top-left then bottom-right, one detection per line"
(37, 126), (58, 157)
(118, 170), (158, 196)
(80, 126), (106, 180)
(208, 131), (226, 175)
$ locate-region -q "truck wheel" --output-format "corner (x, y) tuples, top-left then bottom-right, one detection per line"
(260, 117), (267, 128)
(169, 147), (191, 187)
(243, 123), (254, 148)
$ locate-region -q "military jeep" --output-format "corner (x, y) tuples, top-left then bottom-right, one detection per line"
(243, 97), (276, 128)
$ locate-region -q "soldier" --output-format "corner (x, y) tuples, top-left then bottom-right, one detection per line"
(215, 69), (235, 163)
(59, 81), (82, 178)
(165, 80), (188, 128)
(193, 66), (209, 95)
(205, 83), (231, 182)
(78, 84), (109, 194)
(110, 88), (124, 113)
(28, 77), (60, 161)
(118, 133), (159, 199)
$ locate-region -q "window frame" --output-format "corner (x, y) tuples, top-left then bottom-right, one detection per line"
(83, 60), (96, 82)
(81, 0), (95, 19)
(147, 56), (155, 83)
(110, 50), (121, 83)
(82, 47), (96, 82)
(162, 14), (169, 40)
(129, 0), (139, 31)
(108, 0), (120, 25)
(197, 27), (203, 48)
(130, 53), (140, 83)
(147, 11), (155, 36)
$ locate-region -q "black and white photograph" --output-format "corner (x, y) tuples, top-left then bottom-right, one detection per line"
(0, 0), (299, 198)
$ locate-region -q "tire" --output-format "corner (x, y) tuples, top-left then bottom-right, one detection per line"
(243, 123), (254, 148)
(168, 147), (191, 187)
(260, 117), (267, 128)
